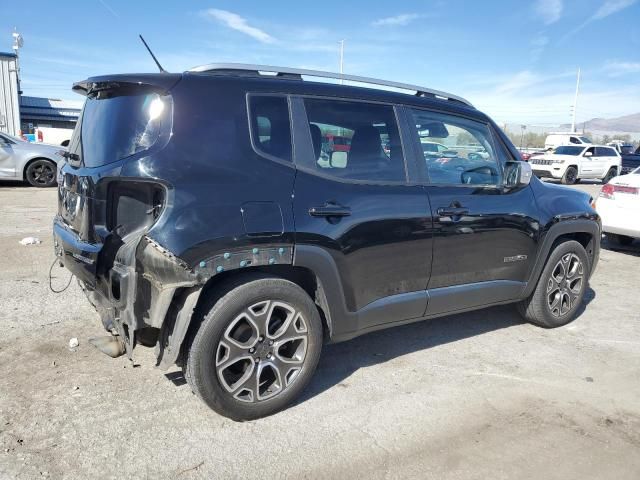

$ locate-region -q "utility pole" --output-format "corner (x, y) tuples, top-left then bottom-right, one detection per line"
(571, 67), (581, 133)
(520, 124), (527, 149)
(12, 28), (23, 94)
(339, 39), (344, 85)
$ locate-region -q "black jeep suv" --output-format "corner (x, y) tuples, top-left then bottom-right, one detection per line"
(54, 64), (600, 420)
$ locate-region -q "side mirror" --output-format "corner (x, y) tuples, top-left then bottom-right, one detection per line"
(584, 151), (593, 157)
(504, 161), (532, 188)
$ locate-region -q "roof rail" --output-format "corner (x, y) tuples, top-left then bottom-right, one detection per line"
(188, 63), (473, 107)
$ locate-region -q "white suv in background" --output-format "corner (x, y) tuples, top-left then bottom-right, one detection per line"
(530, 145), (621, 185)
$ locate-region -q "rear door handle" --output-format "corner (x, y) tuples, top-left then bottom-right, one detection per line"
(437, 207), (469, 217)
(309, 204), (351, 217)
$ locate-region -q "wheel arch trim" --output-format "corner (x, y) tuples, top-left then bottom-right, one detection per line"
(523, 218), (600, 298)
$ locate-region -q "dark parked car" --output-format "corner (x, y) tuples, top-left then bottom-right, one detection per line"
(54, 65), (600, 420)
(615, 144), (640, 174)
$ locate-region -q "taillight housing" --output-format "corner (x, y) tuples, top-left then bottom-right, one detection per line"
(599, 183), (639, 200)
(106, 181), (166, 237)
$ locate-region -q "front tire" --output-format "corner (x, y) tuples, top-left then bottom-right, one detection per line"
(184, 275), (323, 421)
(517, 240), (589, 328)
(561, 166), (578, 185)
(25, 159), (57, 187)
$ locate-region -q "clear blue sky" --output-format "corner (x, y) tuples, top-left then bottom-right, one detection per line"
(2, 0), (639, 125)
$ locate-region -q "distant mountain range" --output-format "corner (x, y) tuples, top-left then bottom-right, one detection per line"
(562, 113), (640, 133)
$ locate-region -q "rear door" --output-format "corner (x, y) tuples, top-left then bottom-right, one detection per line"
(593, 147), (611, 177)
(405, 107), (540, 316)
(291, 96), (433, 332)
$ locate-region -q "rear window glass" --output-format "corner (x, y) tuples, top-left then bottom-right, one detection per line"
(248, 96), (292, 162)
(78, 92), (166, 168)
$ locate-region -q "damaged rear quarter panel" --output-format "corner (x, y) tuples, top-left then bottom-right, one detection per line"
(104, 75), (298, 365)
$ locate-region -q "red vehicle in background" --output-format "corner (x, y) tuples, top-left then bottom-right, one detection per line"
(325, 134), (351, 152)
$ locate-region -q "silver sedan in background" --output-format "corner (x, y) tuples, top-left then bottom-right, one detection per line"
(0, 132), (66, 187)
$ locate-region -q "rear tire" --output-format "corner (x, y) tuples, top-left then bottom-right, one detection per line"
(602, 167), (617, 184)
(517, 240), (589, 328)
(25, 159), (57, 187)
(561, 166), (578, 185)
(608, 233), (634, 246)
(184, 275), (323, 421)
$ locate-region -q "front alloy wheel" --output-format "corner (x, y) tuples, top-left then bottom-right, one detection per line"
(546, 253), (584, 318)
(26, 159), (57, 187)
(562, 166), (578, 185)
(517, 240), (589, 328)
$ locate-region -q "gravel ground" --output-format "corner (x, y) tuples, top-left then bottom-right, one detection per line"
(0, 180), (639, 480)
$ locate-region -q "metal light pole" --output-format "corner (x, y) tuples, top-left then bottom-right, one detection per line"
(520, 125), (527, 149)
(12, 28), (23, 94)
(339, 39), (344, 85)
(571, 67), (581, 133)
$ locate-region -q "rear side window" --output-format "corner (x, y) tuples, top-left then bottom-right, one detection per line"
(79, 92), (167, 168)
(409, 108), (502, 186)
(302, 98), (405, 182)
(595, 147), (612, 156)
(248, 95), (292, 162)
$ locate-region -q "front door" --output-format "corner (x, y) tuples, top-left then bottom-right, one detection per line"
(0, 135), (16, 178)
(580, 146), (598, 178)
(405, 107), (540, 316)
(291, 97), (433, 333)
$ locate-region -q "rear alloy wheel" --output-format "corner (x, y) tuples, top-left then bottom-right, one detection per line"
(561, 166), (578, 185)
(26, 159), (57, 187)
(184, 276), (323, 421)
(517, 240), (589, 328)
(602, 168), (617, 184)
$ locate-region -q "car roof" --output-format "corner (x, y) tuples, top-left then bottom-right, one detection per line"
(75, 70), (487, 123)
(186, 71), (487, 122)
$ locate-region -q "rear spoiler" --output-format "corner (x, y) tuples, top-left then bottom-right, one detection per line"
(72, 73), (182, 97)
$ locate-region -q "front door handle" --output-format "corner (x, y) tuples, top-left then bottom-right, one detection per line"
(309, 203), (351, 217)
(437, 206), (469, 217)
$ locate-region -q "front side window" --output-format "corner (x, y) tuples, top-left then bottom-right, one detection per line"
(555, 146), (584, 156)
(410, 108), (501, 186)
(570, 137), (581, 144)
(248, 95), (292, 162)
(302, 98), (405, 182)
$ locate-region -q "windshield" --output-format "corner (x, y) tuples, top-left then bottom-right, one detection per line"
(554, 146), (584, 156)
(620, 145), (634, 155)
(579, 136), (592, 144)
(69, 90), (168, 168)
